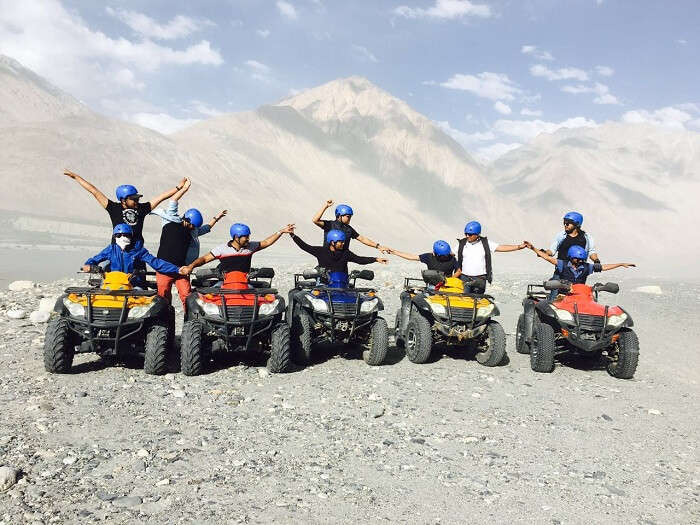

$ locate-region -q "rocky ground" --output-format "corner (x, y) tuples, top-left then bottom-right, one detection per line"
(0, 265), (698, 524)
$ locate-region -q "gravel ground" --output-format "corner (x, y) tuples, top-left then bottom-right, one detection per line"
(0, 264), (698, 524)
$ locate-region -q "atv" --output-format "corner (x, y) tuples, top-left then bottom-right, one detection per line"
(180, 268), (290, 376)
(43, 268), (175, 375)
(288, 269), (388, 366)
(394, 270), (506, 366)
(516, 280), (639, 379)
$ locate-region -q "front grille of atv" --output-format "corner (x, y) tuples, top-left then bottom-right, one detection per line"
(449, 307), (476, 322)
(331, 302), (358, 317)
(577, 314), (605, 331)
(90, 309), (123, 323)
(224, 305), (255, 323)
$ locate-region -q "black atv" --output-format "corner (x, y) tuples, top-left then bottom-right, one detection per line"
(287, 269), (389, 366)
(180, 267), (291, 376)
(43, 268), (175, 375)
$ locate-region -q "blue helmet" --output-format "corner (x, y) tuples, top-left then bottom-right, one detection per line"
(115, 184), (141, 201)
(567, 245), (588, 261)
(433, 240), (451, 256)
(464, 221), (482, 235)
(113, 223), (133, 236)
(230, 223), (251, 239)
(563, 211), (583, 227)
(326, 229), (347, 243)
(182, 208), (203, 228)
(335, 204), (354, 217)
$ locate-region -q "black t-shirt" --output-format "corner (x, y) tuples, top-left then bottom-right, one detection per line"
(157, 222), (191, 268)
(320, 220), (360, 250)
(292, 235), (375, 274)
(419, 253), (459, 274)
(106, 200), (152, 243)
(210, 241), (262, 274)
(556, 233), (587, 261)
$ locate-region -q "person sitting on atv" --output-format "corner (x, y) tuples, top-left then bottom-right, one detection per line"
(528, 244), (635, 285)
(546, 212), (600, 265)
(180, 222), (295, 279)
(312, 200), (389, 253)
(453, 221), (529, 294)
(289, 228), (388, 279)
(82, 224), (182, 287)
(387, 241), (459, 276)
(63, 170), (189, 246)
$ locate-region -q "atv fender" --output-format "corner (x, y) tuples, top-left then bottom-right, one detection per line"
(411, 295), (433, 318)
(534, 301), (557, 320)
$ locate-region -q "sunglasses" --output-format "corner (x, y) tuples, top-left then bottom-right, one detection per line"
(114, 233), (132, 238)
(563, 220), (576, 226)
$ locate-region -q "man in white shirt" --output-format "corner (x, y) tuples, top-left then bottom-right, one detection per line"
(453, 221), (529, 294)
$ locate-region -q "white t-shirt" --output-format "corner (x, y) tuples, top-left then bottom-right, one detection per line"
(453, 238), (500, 276)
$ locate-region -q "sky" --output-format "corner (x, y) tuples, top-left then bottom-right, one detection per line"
(1, 0), (699, 162)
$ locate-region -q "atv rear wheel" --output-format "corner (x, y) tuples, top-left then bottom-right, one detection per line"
(180, 319), (206, 376)
(607, 329), (639, 379)
(530, 321), (555, 373)
(144, 323), (169, 375)
(363, 317), (389, 366)
(405, 308), (432, 364)
(43, 317), (75, 373)
(515, 314), (530, 354)
(394, 310), (405, 348)
(475, 321), (506, 367)
(290, 309), (313, 366)
(267, 322), (292, 373)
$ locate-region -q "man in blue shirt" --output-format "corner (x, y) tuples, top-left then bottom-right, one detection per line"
(529, 244), (635, 286)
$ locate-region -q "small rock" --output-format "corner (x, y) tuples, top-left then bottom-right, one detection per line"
(601, 414), (613, 422)
(257, 368), (269, 378)
(136, 449), (149, 458)
(171, 390), (186, 399)
(0, 466), (19, 492)
(471, 392), (481, 398)
(96, 491), (116, 502)
(8, 280), (34, 291)
(29, 310), (51, 324)
(155, 478), (170, 486)
(75, 391), (88, 398)
(633, 285), (662, 295)
(605, 483), (627, 497)
(38, 297), (57, 312)
(648, 409), (661, 416)
(131, 460), (146, 472)
(112, 495), (142, 507)
(62, 456), (77, 465)
(372, 407), (385, 418)
(6, 309), (26, 320)
(410, 438), (426, 445)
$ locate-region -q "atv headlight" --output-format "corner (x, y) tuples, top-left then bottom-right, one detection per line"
(476, 303), (495, 318)
(429, 302), (446, 316)
(607, 313), (628, 327)
(360, 298), (378, 313)
(196, 298), (222, 317)
(551, 306), (573, 322)
(258, 299), (280, 316)
(308, 297), (328, 313)
(62, 298), (85, 317)
(127, 304), (154, 319)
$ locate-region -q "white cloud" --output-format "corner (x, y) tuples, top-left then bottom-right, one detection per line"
(190, 100), (223, 118)
(105, 8), (212, 40)
(521, 45), (554, 61)
(131, 112), (200, 134)
(595, 65), (614, 77)
(561, 82), (619, 105)
(351, 44), (378, 63)
(113, 68), (144, 90)
(493, 117), (597, 142)
(436, 121), (495, 148)
(394, 0), (491, 20)
(244, 60), (272, 82)
(520, 108), (542, 117)
(493, 101), (512, 115)
(276, 1), (298, 19)
(475, 142), (522, 163)
(621, 106), (693, 130)
(676, 38), (687, 45)
(530, 64), (588, 82)
(440, 72), (521, 101)
(256, 29), (271, 38)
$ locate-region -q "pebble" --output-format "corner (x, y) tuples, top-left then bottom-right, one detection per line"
(6, 309), (26, 320)
(112, 495), (142, 508)
(136, 449), (149, 458)
(8, 280), (34, 291)
(62, 456), (77, 465)
(155, 478), (170, 486)
(29, 310), (51, 324)
(257, 368), (269, 378)
(648, 409), (662, 416)
(0, 466), (18, 492)
(172, 390), (186, 399)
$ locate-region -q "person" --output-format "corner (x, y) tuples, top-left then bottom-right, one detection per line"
(82, 224), (182, 286)
(63, 169), (188, 245)
(388, 240), (459, 275)
(546, 212), (600, 264)
(529, 244), (635, 285)
(149, 178), (227, 264)
(312, 200), (389, 253)
(289, 228), (387, 279)
(453, 221), (529, 294)
(180, 222), (295, 278)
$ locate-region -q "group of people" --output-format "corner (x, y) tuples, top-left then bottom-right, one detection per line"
(65, 170), (635, 307)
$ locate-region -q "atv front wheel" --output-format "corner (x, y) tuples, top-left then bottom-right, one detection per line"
(290, 309), (313, 365)
(515, 314), (530, 354)
(43, 317), (75, 373)
(530, 321), (555, 373)
(267, 322), (292, 373)
(180, 319), (206, 376)
(475, 321), (506, 367)
(405, 308), (432, 364)
(363, 317), (389, 366)
(394, 310), (405, 349)
(144, 323), (169, 375)
(607, 329), (639, 379)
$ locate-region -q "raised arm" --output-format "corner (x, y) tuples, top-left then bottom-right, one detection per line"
(312, 200), (333, 227)
(356, 234), (389, 252)
(387, 248), (420, 261)
(64, 170), (109, 208)
(149, 177), (188, 210)
(170, 178), (191, 202)
(181, 252), (216, 275)
(290, 233), (321, 257)
(259, 224), (295, 249)
(207, 209), (227, 229)
(495, 241), (529, 253)
(601, 263), (636, 271)
(347, 251), (388, 265)
(530, 245), (557, 265)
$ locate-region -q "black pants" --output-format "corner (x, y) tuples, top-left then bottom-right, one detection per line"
(459, 274), (487, 295)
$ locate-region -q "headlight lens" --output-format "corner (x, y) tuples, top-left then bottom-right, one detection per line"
(476, 303), (495, 318)
(359, 298), (378, 313)
(127, 304), (153, 319)
(308, 297), (328, 312)
(429, 302), (446, 316)
(607, 313), (628, 327)
(62, 298), (85, 317)
(552, 306), (573, 322)
(258, 299), (280, 316)
(196, 298), (222, 317)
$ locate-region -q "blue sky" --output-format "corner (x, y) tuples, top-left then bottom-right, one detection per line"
(1, 0), (698, 160)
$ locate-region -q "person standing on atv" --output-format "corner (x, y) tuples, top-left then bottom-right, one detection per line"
(453, 221), (529, 294)
(529, 245), (635, 284)
(545, 212), (600, 265)
(289, 228), (388, 276)
(387, 241), (459, 275)
(63, 169), (188, 245)
(82, 224), (182, 286)
(312, 200), (390, 253)
(180, 222), (296, 277)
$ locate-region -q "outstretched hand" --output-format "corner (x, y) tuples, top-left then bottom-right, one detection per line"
(378, 245), (391, 254)
(81, 265), (91, 272)
(64, 169), (78, 179)
(179, 266), (192, 276)
(622, 263), (636, 268)
(177, 177), (188, 188)
(376, 257), (388, 264)
(520, 240), (533, 250)
(279, 224), (296, 235)
(215, 209), (228, 221)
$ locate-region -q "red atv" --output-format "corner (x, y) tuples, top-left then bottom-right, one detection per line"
(516, 280), (639, 379)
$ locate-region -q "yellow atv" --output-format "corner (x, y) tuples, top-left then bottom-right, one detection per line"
(43, 269), (174, 375)
(394, 270), (506, 366)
